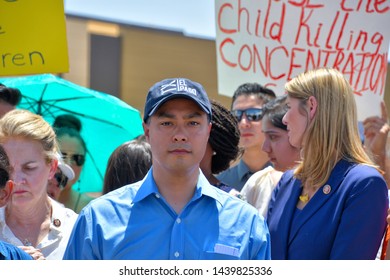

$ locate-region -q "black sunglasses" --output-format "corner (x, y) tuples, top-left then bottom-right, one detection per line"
(54, 171), (68, 189)
(61, 152), (85, 166)
(232, 108), (263, 122)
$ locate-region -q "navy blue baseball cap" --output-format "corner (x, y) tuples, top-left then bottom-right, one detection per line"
(143, 78), (212, 122)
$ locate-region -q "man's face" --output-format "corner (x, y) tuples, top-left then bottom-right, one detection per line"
(143, 98), (211, 174)
(232, 94), (265, 150)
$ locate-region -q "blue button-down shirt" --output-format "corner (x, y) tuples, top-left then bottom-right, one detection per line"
(0, 241), (32, 260)
(63, 168), (271, 260)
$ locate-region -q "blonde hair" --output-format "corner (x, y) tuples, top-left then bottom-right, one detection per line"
(285, 67), (378, 188)
(0, 109), (58, 162)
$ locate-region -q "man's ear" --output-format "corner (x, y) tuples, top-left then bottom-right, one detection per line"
(0, 180), (13, 207)
(308, 96), (318, 120)
(143, 122), (150, 141)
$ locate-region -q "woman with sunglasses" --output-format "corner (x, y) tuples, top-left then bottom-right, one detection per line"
(0, 109), (78, 259)
(267, 68), (388, 259)
(53, 114), (92, 213)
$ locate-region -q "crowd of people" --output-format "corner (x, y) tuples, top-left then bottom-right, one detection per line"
(0, 67), (389, 260)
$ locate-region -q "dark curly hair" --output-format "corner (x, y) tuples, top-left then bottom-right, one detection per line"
(209, 100), (242, 174)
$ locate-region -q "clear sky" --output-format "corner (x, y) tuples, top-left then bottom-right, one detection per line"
(64, 0), (216, 39)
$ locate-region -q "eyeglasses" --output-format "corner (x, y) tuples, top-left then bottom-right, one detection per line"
(54, 171), (68, 189)
(61, 152), (85, 166)
(232, 108), (263, 122)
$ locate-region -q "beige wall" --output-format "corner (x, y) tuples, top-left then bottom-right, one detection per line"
(120, 27), (233, 115)
(385, 70), (390, 111)
(63, 19), (90, 87)
(64, 16), (390, 118)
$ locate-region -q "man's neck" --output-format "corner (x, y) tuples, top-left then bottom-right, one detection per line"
(242, 147), (269, 172)
(152, 167), (200, 214)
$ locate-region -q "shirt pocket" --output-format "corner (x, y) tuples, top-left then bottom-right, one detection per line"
(201, 251), (240, 260)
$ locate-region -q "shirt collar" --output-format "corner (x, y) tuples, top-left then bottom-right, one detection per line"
(0, 207), (6, 229)
(133, 167), (224, 205)
(237, 159), (273, 181)
(236, 160), (253, 181)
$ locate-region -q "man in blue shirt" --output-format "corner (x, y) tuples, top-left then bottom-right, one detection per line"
(0, 240), (32, 260)
(63, 78), (271, 260)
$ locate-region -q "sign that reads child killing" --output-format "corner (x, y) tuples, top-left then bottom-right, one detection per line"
(215, 0), (390, 120)
(0, 0), (69, 76)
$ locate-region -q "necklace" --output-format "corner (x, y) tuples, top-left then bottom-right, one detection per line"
(299, 193), (309, 203)
(23, 239), (33, 246)
(6, 205), (54, 248)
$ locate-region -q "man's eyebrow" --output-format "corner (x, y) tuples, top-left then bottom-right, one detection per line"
(156, 111), (174, 119)
(156, 111), (204, 119)
(184, 111), (203, 118)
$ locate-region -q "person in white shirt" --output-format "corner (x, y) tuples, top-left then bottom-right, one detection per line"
(241, 95), (300, 217)
(0, 109), (78, 260)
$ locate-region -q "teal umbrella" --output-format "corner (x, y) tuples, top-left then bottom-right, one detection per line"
(0, 74), (144, 193)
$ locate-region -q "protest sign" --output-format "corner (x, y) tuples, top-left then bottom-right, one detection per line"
(0, 0), (69, 76)
(215, 0), (390, 120)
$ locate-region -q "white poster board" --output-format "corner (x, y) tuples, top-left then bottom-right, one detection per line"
(215, 0), (390, 120)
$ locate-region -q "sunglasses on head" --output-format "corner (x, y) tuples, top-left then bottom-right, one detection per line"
(54, 171), (68, 189)
(232, 108), (263, 122)
(61, 152), (85, 166)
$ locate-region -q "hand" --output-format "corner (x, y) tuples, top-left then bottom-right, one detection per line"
(19, 245), (46, 260)
(363, 101), (390, 166)
(387, 208), (390, 227)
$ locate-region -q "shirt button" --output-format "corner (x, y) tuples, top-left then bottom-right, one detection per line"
(174, 252), (180, 258)
(176, 218), (181, 224)
(155, 193), (160, 199)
